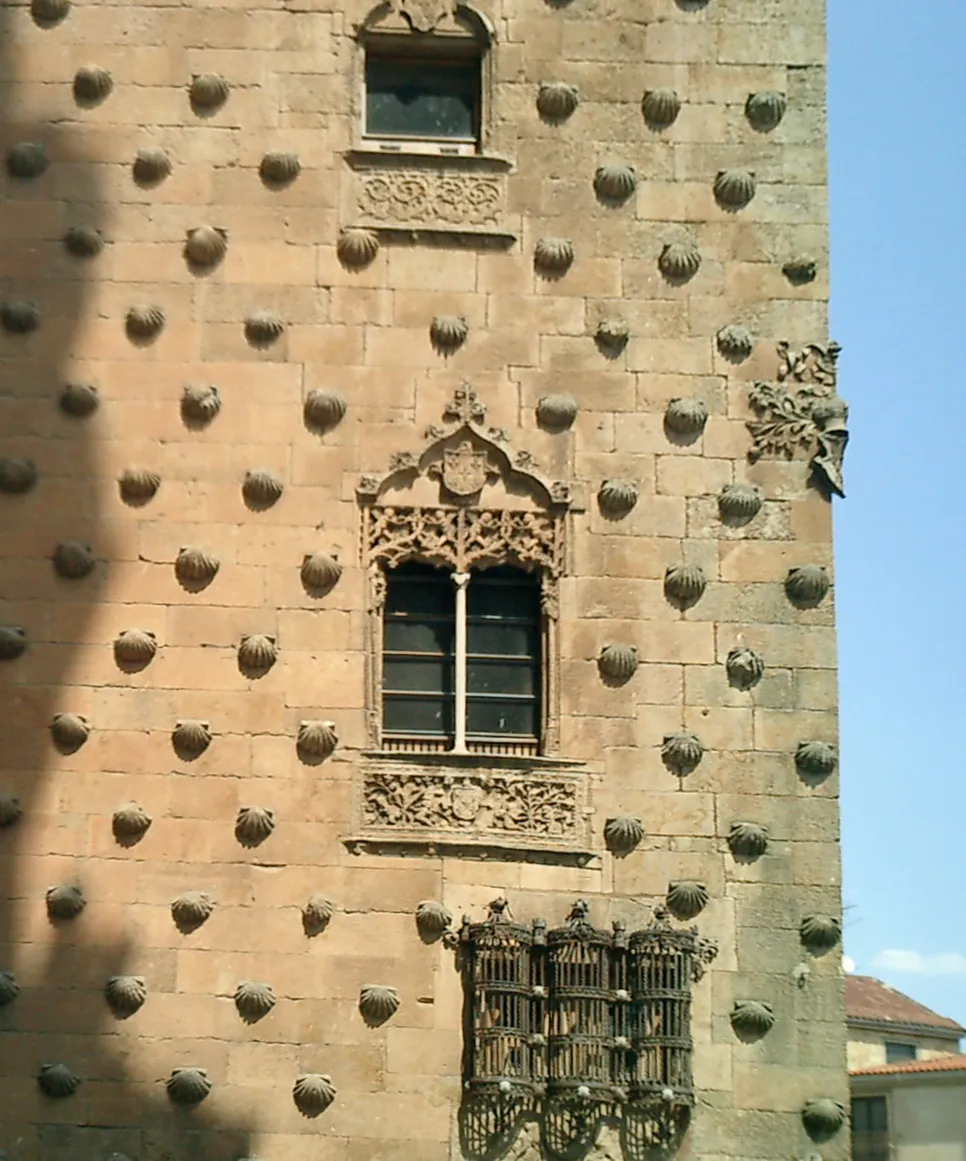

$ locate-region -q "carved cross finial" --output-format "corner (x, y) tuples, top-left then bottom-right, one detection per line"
(443, 382), (487, 427)
(487, 896), (512, 921)
(567, 898), (590, 925)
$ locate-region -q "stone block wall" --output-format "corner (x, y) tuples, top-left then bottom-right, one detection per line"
(0, 0), (848, 1157)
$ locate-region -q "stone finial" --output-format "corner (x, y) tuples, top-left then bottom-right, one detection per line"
(59, 382), (99, 417)
(642, 88), (681, 129)
(105, 975), (147, 1017)
(303, 389), (347, 434)
(234, 806), (275, 848)
(234, 981), (276, 1023)
(666, 880), (708, 920)
(46, 884), (85, 920)
(337, 228), (379, 268)
(537, 82), (579, 122)
(661, 732), (705, 777)
(597, 643), (638, 683)
(359, 985), (400, 1027)
(171, 892), (215, 933)
(37, 1063), (81, 1098)
(293, 1073), (336, 1117)
(166, 1068), (212, 1104)
(603, 814), (645, 856)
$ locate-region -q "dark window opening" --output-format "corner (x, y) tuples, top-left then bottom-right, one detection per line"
(852, 1096), (889, 1161)
(884, 1041), (916, 1064)
(365, 53), (481, 143)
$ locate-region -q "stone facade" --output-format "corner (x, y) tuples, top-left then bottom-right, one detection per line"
(0, 0), (847, 1157)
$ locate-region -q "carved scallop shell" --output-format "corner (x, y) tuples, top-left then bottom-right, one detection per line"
(302, 895), (334, 936)
(297, 720), (337, 761)
(293, 1073), (336, 1117)
(38, 1063), (80, 1098)
(714, 169), (757, 210)
(0, 458), (38, 494)
(53, 541), (95, 579)
(783, 256), (817, 285)
(132, 148), (172, 184)
(242, 470), (283, 508)
(1, 300), (40, 334)
(661, 732), (705, 777)
(118, 468), (160, 504)
(301, 552), (342, 595)
(171, 891), (215, 933)
(260, 151), (301, 185)
(604, 814), (645, 856)
(716, 324), (754, 361)
(801, 1098), (846, 1140)
(642, 88), (681, 129)
(175, 546), (220, 585)
(63, 225), (104, 257)
(785, 564), (831, 607)
(172, 719), (212, 760)
(49, 712), (90, 753)
(237, 634), (277, 675)
(598, 478), (638, 518)
(537, 81), (579, 121)
(730, 1000), (775, 1039)
(235, 806), (275, 848)
(597, 643), (638, 683)
(336, 228), (379, 269)
(430, 314), (469, 355)
(189, 73), (230, 110)
(795, 740), (837, 780)
(31, 0), (70, 24)
(166, 1067), (212, 1105)
(185, 226), (227, 268)
(0, 794), (23, 826)
(726, 646), (765, 691)
(73, 65), (113, 103)
(59, 382), (99, 417)
(126, 304), (165, 340)
(245, 309), (285, 346)
(728, 821), (769, 859)
(534, 236), (574, 276)
(719, 482), (763, 523)
(659, 240), (701, 282)
(594, 164), (637, 202)
(596, 316), (629, 351)
(666, 880), (708, 921)
(664, 397), (708, 436)
(234, 980), (276, 1023)
(181, 383), (220, 425)
(6, 142), (48, 180)
(0, 625), (27, 660)
(46, 884), (85, 920)
(664, 563), (707, 606)
(303, 389), (347, 434)
(114, 628), (157, 667)
(359, 985), (399, 1027)
(416, 900), (452, 938)
(746, 90), (787, 132)
(0, 970), (19, 1006)
(800, 915), (842, 953)
(105, 974), (147, 1017)
(112, 802), (152, 843)
(536, 393), (578, 431)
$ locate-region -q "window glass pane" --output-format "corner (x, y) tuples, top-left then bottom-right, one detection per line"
(467, 659), (538, 696)
(884, 1042), (916, 1064)
(384, 694), (454, 736)
(467, 620), (538, 657)
(366, 57), (479, 140)
(467, 567), (540, 617)
(385, 567), (455, 617)
(384, 619), (454, 655)
(467, 697), (539, 738)
(383, 657), (453, 694)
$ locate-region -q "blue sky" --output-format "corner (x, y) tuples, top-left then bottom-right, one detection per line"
(829, 1), (966, 1027)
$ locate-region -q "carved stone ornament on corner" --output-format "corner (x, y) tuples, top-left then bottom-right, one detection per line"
(747, 341), (849, 498)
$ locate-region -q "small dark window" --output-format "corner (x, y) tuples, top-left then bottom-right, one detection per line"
(365, 53), (481, 143)
(851, 1096), (889, 1161)
(884, 1041), (916, 1063)
(382, 562), (541, 751)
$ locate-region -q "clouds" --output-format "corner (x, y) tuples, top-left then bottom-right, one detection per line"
(872, 949), (966, 976)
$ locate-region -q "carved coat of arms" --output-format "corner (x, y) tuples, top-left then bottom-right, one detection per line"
(438, 440), (494, 498)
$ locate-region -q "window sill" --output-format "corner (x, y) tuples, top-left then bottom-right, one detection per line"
(347, 147), (513, 172)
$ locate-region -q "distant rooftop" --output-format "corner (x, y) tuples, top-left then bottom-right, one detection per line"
(846, 975), (965, 1036)
(851, 1053), (966, 1078)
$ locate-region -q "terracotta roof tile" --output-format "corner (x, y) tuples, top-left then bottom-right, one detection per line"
(851, 1053), (966, 1077)
(845, 976), (965, 1034)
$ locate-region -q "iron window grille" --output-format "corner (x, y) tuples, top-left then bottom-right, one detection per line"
(382, 561), (542, 756)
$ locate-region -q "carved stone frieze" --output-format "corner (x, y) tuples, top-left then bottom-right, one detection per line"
(350, 160), (508, 233)
(356, 759), (588, 849)
(747, 341), (849, 497)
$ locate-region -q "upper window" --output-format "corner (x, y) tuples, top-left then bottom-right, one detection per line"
(884, 1041), (917, 1064)
(365, 52), (481, 146)
(382, 561), (541, 754)
(851, 1096), (889, 1161)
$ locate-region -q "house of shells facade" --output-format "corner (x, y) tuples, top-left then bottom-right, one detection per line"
(0, 0), (848, 1157)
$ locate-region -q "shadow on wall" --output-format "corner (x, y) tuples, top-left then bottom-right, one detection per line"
(0, 6), (252, 1159)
